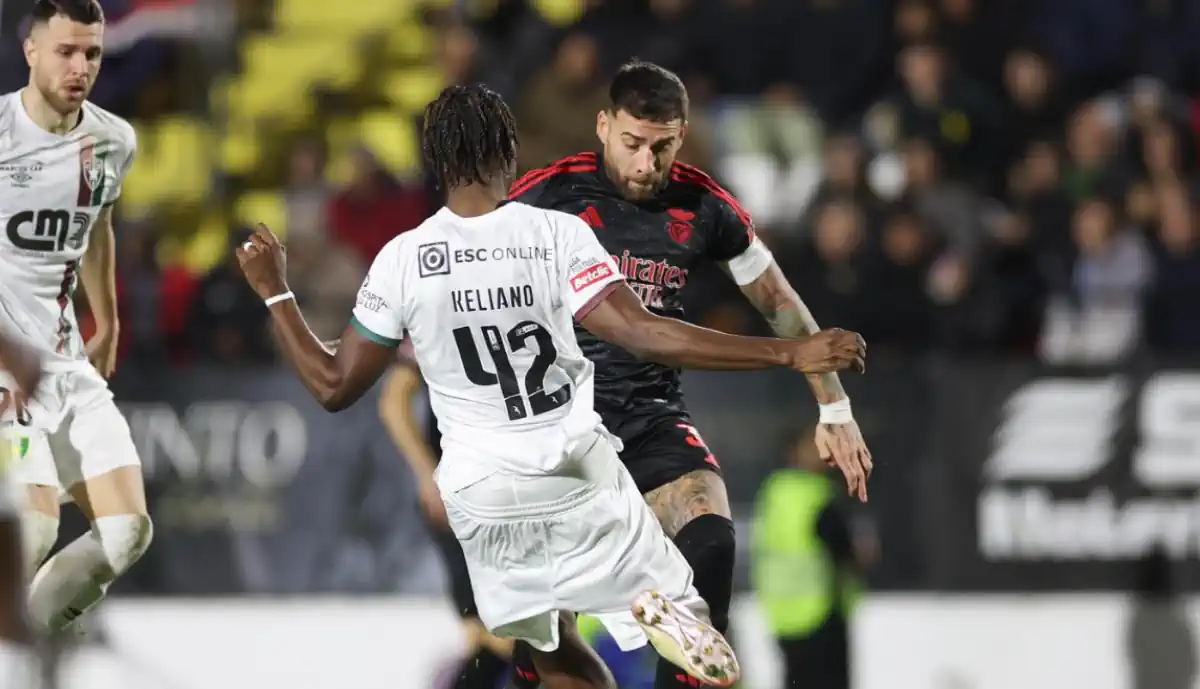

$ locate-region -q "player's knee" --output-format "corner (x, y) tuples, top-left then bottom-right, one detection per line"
(20, 511), (59, 577)
(92, 514), (152, 576)
(673, 513), (736, 632)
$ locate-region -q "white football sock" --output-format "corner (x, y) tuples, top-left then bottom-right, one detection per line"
(19, 513), (59, 583)
(0, 640), (39, 688)
(28, 514), (152, 634)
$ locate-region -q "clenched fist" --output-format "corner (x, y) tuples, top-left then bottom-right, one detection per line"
(235, 223), (289, 300)
(787, 328), (866, 374)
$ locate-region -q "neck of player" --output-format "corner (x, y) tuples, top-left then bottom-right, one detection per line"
(21, 86), (80, 135)
(446, 179), (507, 218)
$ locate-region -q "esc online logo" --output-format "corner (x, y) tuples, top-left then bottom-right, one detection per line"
(979, 373), (1200, 561)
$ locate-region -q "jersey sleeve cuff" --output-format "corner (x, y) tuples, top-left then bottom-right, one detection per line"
(350, 315), (401, 348)
(573, 280), (623, 321)
(724, 236), (774, 286)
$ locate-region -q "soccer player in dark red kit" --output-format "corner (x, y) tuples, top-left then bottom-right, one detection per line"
(506, 61), (874, 689)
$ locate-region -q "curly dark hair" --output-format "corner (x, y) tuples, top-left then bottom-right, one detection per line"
(421, 84), (518, 190)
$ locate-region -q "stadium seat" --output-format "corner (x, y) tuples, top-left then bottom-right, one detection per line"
(230, 36), (364, 123)
(380, 67), (444, 114)
(273, 0), (406, 34)
(355, 110), (421, 175)
(180, 214), (236, 274)
(119, 121), (160, 215)
(533, 0), (584, 26)
(155, 117), (213, 205)
(220, 127), (261, 175)
(233, 191), (288, 238)
(385, 19), (434, 62)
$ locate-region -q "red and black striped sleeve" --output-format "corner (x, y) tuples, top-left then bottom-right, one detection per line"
(508, 152), (598, 206)
(670, 162), (757, 262)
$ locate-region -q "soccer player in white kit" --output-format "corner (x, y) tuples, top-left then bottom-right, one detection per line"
(0, 0), (153, 635)
(236, 84), (866, 689)
(0, 332), (41, 686)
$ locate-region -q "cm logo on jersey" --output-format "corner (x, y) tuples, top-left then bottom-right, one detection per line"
(979, 373), (1200, 561)
(6, 209), (91, 252)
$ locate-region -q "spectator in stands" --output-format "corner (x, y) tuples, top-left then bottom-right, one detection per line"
(801, 133), (885, 238)
(784, 200), (871, 335)
(186, 230), (275, 364)
(866, 210), (935, 350)
(1144, 182), (1200, 352)
(1042, 198), (1152, 364)
(465, 0), (554, 101)
(116, 221), (191, 364)
(983, 211), (1047, 352)
(898, 136), (986, 256)
(327, 146), (430, 269)
(1000, 47), (1067, 179)
(888, 41), (1001, 185)
(283, 136), (333, 246)
(515, 32), (608, 171)
(1061, 101), (1127, 202)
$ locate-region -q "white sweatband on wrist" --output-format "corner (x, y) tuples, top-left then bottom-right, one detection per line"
(264, 291), (295, 307)
(818, 398), (854, 424)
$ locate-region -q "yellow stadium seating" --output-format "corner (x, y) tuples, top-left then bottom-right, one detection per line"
(386, 19), (434, 62)
(220, 127), (262, 175)
(119, 118), (212, 213)
(229, 36), (365, 124)
(273, 0), (406, 34)
(155, 117), (212, 205)
(534, 0), (583, 26)
(119, 122), (158, 216)
(234, 191), (288, 238)
(381, 67), (445, 114)
(180, 213), (236, 274)
(355, 110), (421, 175)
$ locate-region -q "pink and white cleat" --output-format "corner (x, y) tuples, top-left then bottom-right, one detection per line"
(631, 590), (740, 687)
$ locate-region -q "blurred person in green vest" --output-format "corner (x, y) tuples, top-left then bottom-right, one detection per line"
(752, 426), (877, 689)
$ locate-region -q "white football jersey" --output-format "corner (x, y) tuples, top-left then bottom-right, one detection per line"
(0, 90), (136, 371)
(351, 202), (625, 490)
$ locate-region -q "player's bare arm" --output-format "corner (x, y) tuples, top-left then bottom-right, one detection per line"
(236, 223), (395, 411)
(78, 204), (118, 377)
(734, 260), (873, 501)
(578, 282), (866, 374)
(379, 363), (445, 526)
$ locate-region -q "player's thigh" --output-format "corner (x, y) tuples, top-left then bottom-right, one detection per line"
(10, 432), (61, 518)
(53, 396), (146, 518)
(625, 421), (731, 537)
(530, 612), (617, 689)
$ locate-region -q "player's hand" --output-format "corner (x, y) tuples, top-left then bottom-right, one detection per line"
(419, 477), (448, 529)
(235, 223), (289, 300)
(86, 328), (119, 379)
(788, 329), (866, 374)
(815, 420), (873, 502)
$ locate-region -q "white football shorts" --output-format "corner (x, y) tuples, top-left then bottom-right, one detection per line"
(442, 431), (707, 652)
(0, 366), (140, 493)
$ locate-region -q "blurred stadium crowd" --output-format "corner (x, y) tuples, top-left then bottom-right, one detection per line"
(2, 0), (1199, 365)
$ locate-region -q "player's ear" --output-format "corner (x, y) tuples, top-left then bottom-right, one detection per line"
(22, 35), (36, 68)
(596, 110), (610, 145)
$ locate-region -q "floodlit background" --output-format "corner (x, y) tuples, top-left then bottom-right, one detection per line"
(2, 0), (1200, 687)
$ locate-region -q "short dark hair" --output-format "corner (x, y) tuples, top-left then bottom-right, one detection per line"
(29, 0), (104, 25)
(421, 84), (518, 190)
(609, 60), (688, 123)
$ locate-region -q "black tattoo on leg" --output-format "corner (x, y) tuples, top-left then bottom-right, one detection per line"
(643, 470), (731, 538)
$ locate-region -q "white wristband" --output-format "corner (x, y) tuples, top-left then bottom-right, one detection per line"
(264, 291), (295, 307)
(818, 398), (854, 424)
